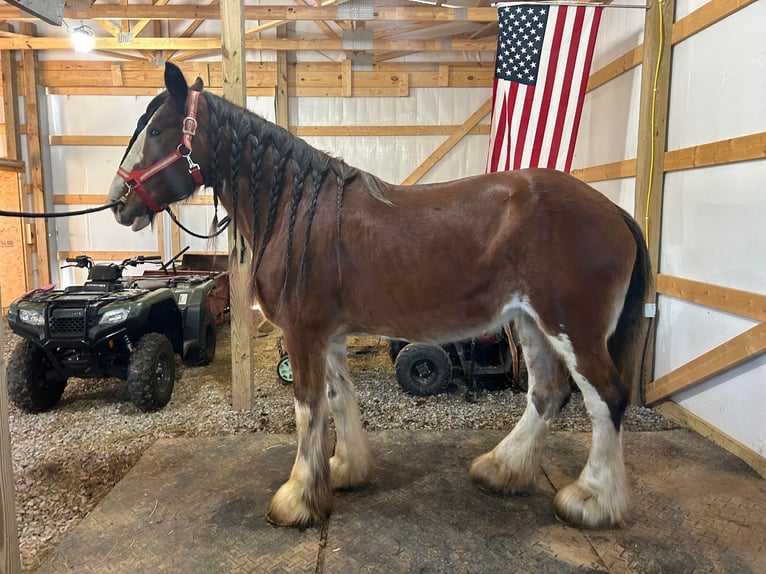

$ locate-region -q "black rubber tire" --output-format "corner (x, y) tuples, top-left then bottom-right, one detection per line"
(277, 356), (293, 384)
(6, 340), (67, 413)
(394, 343), (452, 396)
(127, 333), (176, 412)
(183, 310), (217, 367)
(388, 340), (409, 364)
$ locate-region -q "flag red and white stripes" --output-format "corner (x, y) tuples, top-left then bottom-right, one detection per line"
(486, 3), (602, 173)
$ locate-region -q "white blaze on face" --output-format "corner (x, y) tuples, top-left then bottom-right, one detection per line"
(109, 112), (156, 231)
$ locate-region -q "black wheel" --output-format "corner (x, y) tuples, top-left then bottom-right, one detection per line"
(127, 333), (176, 412)
(183, 310), (217, 367)
(6, 340), (67, 413)
(277, 356), (293, 384)
(388, 339), (409, 364)
(394, 343), (452, 396)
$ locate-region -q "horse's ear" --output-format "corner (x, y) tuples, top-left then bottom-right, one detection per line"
(191, 77), (204, 91)
(164, 62), (188, 111)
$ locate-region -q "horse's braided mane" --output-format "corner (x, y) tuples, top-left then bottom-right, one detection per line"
(200, 90), (389, 293)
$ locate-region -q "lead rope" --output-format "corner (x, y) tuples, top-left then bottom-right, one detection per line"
(0, 201), (121, 218)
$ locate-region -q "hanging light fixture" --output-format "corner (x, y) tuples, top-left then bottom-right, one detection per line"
(70, 23), (95, 53)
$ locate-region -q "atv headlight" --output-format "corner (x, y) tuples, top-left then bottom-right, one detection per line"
(99, 308), (129, 326)
(19, 308), (45, 326)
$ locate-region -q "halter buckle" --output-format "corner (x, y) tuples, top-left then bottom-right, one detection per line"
(182, 116), (197, 136)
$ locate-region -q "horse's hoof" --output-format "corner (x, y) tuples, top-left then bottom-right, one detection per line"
(330, 455), (372, 490)
(266, 480), (331, 528)
(468, 452), (535, 495)
(553, 482), (629, 529)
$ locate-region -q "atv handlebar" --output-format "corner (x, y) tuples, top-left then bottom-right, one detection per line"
(62, 255), (94, 269)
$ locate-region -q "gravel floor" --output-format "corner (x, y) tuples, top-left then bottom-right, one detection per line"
(3, 322), (676, 572)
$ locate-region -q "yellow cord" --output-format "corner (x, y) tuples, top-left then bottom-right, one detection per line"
(644, 0), (664, 249)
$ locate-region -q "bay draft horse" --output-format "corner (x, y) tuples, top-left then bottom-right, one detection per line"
(109, 63), (651, 530)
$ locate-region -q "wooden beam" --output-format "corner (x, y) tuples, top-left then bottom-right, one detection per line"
(0, 5), (499, 22)
(221, 0), (256, 411)
(571, 158), (636, 183)
(633, 0), (674, 402)
(657, 274), (766, 322)
(53, 194), (109, 204)
(672, 0), (757, 45)
(645, 320), (766, 404)
(20, 22), (50, 286)
(275, 24), (289, 128)
(654, 401), (766, 478)
(1, 24), (21, 160)
(401, 98), (491, 185)
(0, 289), (22, 574)
(57, 250), (162, 260)
(48, 125), (491, 147)
(0, 36), (496, 52)
(585, 0), (757, 93)
(664, 131), (766, 172)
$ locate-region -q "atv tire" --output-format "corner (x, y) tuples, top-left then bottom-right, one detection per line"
(127, 333), (176, 412)
(394, 343), (452, 396)
(6, 340), (67, 413)
(183, 310), (217, 367)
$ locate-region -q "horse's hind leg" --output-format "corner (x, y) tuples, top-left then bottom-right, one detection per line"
(266, 333), (333, 527)
(553, 344), (630, 529)
(326, 337), (373, 489)
(469, 315), (571, 494)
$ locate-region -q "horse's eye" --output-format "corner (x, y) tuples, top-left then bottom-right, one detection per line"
(148, 127), (161, 137)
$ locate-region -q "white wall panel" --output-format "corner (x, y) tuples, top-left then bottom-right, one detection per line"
(655, 296), (766, 456)
(661, 162), (766, 292)
(667, 1), (766, 150)
(572, 66), (642, 169)
(590, 5), (645, 69)
(589, 177), (636, 214)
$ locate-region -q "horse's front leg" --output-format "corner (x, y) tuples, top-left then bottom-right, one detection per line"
(326, 337), (373, 489)
(266, 333), (333, 527)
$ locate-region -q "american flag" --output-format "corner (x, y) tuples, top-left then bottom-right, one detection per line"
(486, 3), (602, 173)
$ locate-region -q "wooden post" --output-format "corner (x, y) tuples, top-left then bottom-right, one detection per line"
(220, 0), (256, 410)
(1, 24), (21, 161)
(19, 22), (50, 287)
(275, 24), (289, 130)
(0, 288), (23, 574)
(633, 0), (675, 402)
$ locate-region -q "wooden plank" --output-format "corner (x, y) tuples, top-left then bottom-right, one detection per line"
(221, 0), (256, 411)
(585, 0), (757, 93)
(0, 36), (495, 52)
(570, 158), (636, 183)
(671, 0), (758, 45)
(275, 24), (289, 128)
(50, 135), (131, 146)
(654, 401), (766, 478)
(401, 98), (492, 185)
(657, 274), (766, 322)
(20, 22), (50, 287)
(58, 250), (162, 261)
(633, 0), (674, 402)
(0, 288), (23, 574)
(1, 24), (21, 160)
(0, 170), (29, 306)
(45, 87), (159, 96)
(0, 4), (499, 22)
(664, 131), (766, 172)
(645, 320), (766, 404)
(586, 45), (643, 93)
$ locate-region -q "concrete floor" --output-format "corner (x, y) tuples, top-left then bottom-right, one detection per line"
(36, 429), (765, 573)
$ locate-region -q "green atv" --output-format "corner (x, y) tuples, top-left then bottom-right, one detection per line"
(5, 252), (220, 413)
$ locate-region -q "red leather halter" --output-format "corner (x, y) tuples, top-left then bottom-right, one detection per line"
(117, 90), (204, 213)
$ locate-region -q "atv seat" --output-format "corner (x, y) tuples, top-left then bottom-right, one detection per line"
(131, 278), (173, 290)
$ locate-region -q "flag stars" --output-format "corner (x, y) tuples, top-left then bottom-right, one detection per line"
(495, 4), (549, 86)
